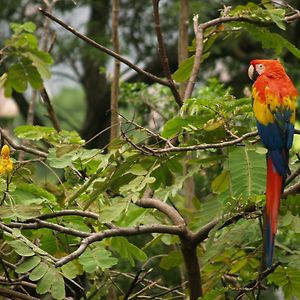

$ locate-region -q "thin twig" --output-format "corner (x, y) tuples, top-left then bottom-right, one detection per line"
(139, 131), (258, 155)
(285, 164), (300, 186)
(152, 0), (182, 107)
(120, 114), (174, 148)
(40, 87), (61, 132)
(8, 219), (91, 238)
(235, 262), (280, 299)
(39, 8), (171, 88)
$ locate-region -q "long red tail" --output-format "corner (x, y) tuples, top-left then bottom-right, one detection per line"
(265, 157), (283, 268)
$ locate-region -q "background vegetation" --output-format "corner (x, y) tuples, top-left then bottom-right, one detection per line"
(1, 0), (300, 299)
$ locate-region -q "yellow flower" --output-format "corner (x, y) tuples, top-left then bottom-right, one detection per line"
(0, 144), (13, 175)
(1, 144), (10, 158)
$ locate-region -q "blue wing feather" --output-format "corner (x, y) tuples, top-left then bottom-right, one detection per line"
(256, 107), (294, 178)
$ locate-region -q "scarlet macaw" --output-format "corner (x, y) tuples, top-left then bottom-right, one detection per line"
(248, 59), (298, 268)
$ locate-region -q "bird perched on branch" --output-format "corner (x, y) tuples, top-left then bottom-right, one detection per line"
(248, 59), (298, 268)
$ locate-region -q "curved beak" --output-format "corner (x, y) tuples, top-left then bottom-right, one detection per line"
(248, 64), (254, 81)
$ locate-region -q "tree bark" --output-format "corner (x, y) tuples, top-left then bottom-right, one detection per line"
(80, 1), (111, 149)
(180, 238), (203, 299)
(110, 0), (120, 141)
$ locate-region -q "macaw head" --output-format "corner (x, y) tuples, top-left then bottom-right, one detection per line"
(248, 59), (287, 81)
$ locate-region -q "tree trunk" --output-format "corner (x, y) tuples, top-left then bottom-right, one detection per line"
(80, 1), (111, 149)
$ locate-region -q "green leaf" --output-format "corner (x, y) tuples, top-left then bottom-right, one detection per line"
(172, 52), (210, 83)
(267, 8), (286, 30)
(11, 22), (36, 33)
(111, 237), (147, 267)
(24, 50), (53, 80)
(36, 267), (56, 295)
(0, 205), (43, 220)
(172, 55), (195, 82)
(61, 260), (83, 280)
(78, 245), (118, 273)
(159, 250), (183, 270)
(9, 240), (35, 257)
(239, 23), (300, 59)
(227, 146), (266, 197)
(268, 266), (300, 300)
(29, 262), (49, 281)
(99, 200), (127, 222)
(211, 170), (229, 193)
(10, 183), (56, 205)
(14, 125), (55, 140)
(15, 256), (41, 274)
(51, 274), (65, 300)
(7, 63), (28, 93)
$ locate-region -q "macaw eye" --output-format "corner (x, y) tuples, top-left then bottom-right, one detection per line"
(256, 63), (265, 74)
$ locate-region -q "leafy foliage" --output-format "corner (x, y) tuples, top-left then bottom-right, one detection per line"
(0, 22), (53, 96)
(0, 1), (300, 299)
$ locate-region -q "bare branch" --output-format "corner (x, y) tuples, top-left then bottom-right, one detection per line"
(39, 8), (171, 88)
(0, 288), (40, 300)
(137, 197), (185, 226)
(152, 0), (183, 107)
(201, 11), (300, 31)
(8, 219), (90, 238)
(282, 181), (300, 197)
(183, 15), (203, 100)
(178, 0), (189, 98)
(55, 224), (184, 267)
(37, 209), (99, 220)
(141, 131), (258, 155)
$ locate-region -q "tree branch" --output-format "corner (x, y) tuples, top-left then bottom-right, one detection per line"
(37, 209), (99, 220)
(40, 87), (61, 132)
(8, 219), (91, 238)
(0, 288), (40, 300)
(39, 7), (171, 88)
(152, 0), (183, 107)
(141, 131), (258, 155)
(183, 15), (203, 100)
(201, 11), (300, 31)
(137, 197), (185, 226)
(0, 128), (48, 158)
(55, 224), (184, 267)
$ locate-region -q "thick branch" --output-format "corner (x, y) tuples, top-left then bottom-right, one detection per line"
(0, 288), (40, 300)
(137, 197), (185, 226)
(39, 8), (171, 88)
(152, 0), (183, 107)
(178, 0), (189, 98)
(282, 181), (300, 197)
